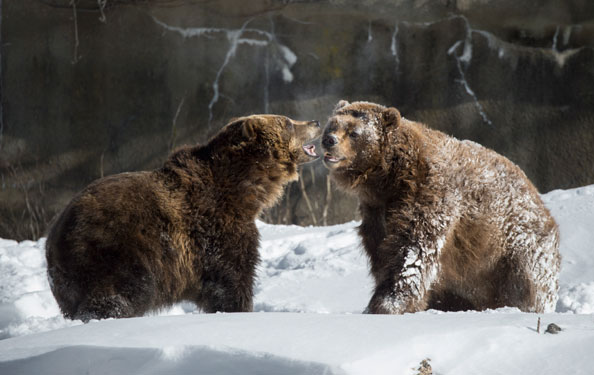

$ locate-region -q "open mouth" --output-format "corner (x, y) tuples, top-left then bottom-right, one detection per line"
(324, 153), (343, 163)
(302, 144), (318, 157)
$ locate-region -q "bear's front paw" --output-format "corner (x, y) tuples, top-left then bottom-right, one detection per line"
(366, 295), (407, 315)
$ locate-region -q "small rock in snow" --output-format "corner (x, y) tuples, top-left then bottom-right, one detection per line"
(415, 358), (433, 375)
(545, 323), (562, 334)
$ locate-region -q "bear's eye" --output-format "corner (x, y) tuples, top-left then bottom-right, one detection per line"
(351, 111), (366, 119)
(349, 131), (360, 139)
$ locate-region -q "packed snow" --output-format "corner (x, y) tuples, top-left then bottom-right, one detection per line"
(0, 184), (593, 374)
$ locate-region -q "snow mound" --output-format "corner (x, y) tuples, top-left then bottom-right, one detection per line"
(1, 313), (593, 375)
(0, 344), (333, 375)
(0, 239), (79, 339)
(542, 184), (594, 313)
(557, 282), (594, 314)
(0, 184), (593, 374)
(255, 221), (371, 313)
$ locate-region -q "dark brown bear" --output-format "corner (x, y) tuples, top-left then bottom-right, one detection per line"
(46, 115), (321, 321)
(322, 100), (560, 314)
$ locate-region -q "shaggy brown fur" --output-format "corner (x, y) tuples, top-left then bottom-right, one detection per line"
(46, 115), (322, 321)
(322, 100), (560, 314)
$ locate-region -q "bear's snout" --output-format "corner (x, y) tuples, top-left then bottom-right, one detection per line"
(322, 134), (338, 148)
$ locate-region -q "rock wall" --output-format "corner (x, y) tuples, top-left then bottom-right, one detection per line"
(2, 0), (594, 239)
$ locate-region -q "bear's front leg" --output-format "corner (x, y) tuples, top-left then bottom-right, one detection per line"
(196, 226), (259, 313)
(366, 241), (438, 314)
(199, 275), (254, 313)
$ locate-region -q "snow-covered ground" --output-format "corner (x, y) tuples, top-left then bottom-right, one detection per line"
(0, 185), (593, 374)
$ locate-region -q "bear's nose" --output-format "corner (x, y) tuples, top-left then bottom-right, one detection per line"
(322, 134), (338, 148)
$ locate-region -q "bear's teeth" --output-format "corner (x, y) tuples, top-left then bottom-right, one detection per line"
(324, 154), (340, 163)
(303, 144), (317, 156)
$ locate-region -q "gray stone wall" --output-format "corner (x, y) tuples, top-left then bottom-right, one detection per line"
(2, 0), (594, 239)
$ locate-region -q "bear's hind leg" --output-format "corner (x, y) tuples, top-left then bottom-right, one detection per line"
(72, 266), (159, 321)
(198, 278), (253, 313)
(48, 266), (85, 320)
(492, 255), (536, 312)
(426, 289), (477, 312)
(74, 278), (159, 322)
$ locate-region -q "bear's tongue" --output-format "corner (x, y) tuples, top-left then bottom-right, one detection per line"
(303, 144), (317, 157)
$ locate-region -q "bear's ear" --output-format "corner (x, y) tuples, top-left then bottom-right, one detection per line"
(382, 107), (401, 128)
(241, 118), (258, 139)
(333, 100), (350, 113)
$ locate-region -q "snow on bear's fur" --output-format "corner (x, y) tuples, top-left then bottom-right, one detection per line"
(322, 100), (560, 314)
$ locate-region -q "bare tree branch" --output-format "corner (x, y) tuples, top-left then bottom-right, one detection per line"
(97, 0), (107, 22)
(322, 174), (332, 226)
(70, 0), (81, 64)
(169, 94), (186, 152)
(0, 0), (4, 150)
(99, 150), (105, 178)
(298, 167), (317, 226)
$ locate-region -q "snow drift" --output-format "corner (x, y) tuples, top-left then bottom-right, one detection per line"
(0, 184), (593, 374)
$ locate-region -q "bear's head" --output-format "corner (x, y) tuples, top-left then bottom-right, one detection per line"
(321, 100), (401, 187)
(231, 114), (322, 164)
(208, 114), (322, 188)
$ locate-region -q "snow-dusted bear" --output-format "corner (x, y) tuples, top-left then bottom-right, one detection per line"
(46, 115), (321, 321)
(322, 100), (560, 313)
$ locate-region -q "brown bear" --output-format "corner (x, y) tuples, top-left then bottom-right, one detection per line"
(46, 115), (322, 321)
(322, 100), (560, 314)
